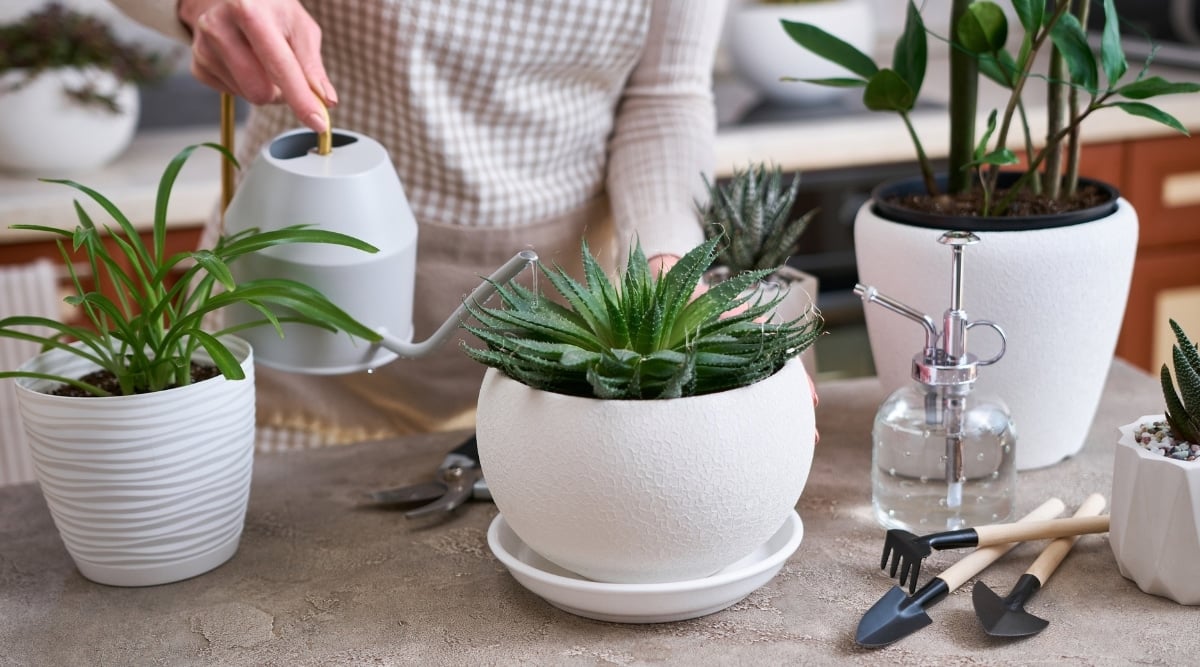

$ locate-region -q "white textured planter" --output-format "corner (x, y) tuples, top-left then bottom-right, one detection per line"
(13, 337), (256, 587)
(728, 0), (876, 105)
(855, 189), (1137, 470)
(476, 359), (815, 584)
(0, 67), (139, 174)
(1110, 416), (1200, 605)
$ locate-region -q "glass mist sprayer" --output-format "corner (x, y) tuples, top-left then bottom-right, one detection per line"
(856, 231), (1017, 531)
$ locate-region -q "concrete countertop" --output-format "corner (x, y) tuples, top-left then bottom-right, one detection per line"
(2, 58), (1199, 245)
(2, 360), (1194, 665)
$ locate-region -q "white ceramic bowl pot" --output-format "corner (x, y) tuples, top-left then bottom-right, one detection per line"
(1110, 416), (1200, 605)
(12, 338), (256, 587)
(0, 67), (139, 174)
(855, 175), (1138, 470)
(475, 359), (816, 585)
(727, 0), (876, 105)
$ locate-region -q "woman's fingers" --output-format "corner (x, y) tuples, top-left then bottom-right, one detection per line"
(180, 0), (336, 132)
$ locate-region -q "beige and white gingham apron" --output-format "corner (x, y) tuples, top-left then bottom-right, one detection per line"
(191, 0), (724, 449)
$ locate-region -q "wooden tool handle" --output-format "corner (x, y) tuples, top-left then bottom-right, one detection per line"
(974, 515), (1110, 546)
(938, 498), (1065, 591)
(1026, 493), (1107, 584)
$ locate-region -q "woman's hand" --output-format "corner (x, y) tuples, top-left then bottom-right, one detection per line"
(179, 0), (336, 132)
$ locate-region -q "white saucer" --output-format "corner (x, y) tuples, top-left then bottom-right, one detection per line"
(486, 510), (804, 623)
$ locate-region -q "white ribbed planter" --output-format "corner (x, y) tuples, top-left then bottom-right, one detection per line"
(476, 359), (815, 585)
(13, 337), (256, 587)
(0, 68), (139, 174)
(1110, 416), (1200, 605)
(728, 0), (876, 105)
(855, 179), (1138, 470)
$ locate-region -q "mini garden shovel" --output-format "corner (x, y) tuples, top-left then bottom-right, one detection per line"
(971, 493), (1108, 638)
(856, 497), (1065, 648)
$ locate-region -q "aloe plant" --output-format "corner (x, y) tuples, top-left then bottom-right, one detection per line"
(699, 163), (816, 273)
(462, 236), (822, 400)
(1162, 319), (1200, 446)
(781, 0), (1200, 215)
(0, 143), (382, 396)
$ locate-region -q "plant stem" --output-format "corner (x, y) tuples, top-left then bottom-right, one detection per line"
(1064, 0), (1092, 196)
(901, 111), (939, 195)
(947, 0), (978, 195)
(1045, 44), (1067, 199)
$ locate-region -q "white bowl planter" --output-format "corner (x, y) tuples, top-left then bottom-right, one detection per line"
(476, 359), (816, 585)
(1110, 416), (1200, 605)
(855, 180), (1138, 470)
(727, 0), (876, 105)
(0, 67), (139, 174)
(12, 337), (256, 587)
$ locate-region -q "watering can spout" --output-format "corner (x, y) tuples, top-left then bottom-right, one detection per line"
(373, 249), (539, 359)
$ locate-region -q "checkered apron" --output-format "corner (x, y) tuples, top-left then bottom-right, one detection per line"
(213, 0), (724, 449)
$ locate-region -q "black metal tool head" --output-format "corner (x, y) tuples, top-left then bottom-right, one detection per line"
(972, 575), (1049, 638)
(881, 529), (931, 594)
(856, 578), (950, 647)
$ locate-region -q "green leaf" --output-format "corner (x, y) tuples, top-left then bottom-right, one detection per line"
(783, 77), (866, 88)
(1116, 76), (1200, 100)
(956, 1), (1008, 55)
(1048, 12), (1098, 93)
(1104, 102), (1190, 135)
(1011, 0), (1044, 34)
(892, 0), (926, 95)
(978, 51), (1018, 89)
(863, 69), (916, 112)
(781, 19), (879, 80)
(190, 329), (246, 381)
(973, 109), (1000, 162)
(1099, 0), (1127, 87)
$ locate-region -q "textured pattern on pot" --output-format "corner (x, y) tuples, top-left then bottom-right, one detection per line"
(1110, 416), (1200, 605)
(475, 358), (816, 585)
(12, 338), (256, 587)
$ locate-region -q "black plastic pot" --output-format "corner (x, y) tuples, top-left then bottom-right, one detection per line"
(870, 172), (1120, 232)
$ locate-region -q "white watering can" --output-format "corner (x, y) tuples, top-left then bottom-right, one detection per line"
(222, 126), (536, 374)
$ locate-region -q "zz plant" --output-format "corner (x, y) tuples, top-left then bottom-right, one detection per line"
(699, 163), (816, 273)
(462, 236), (822, 400)
(782, 0), (1200, 215)
(0, 143), (381, 397)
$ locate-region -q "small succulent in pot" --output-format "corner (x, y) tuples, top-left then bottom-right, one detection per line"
(0, 143), (382, 397)
(0, 2), (171, 113)
(462, 235), (822, 400)
(699, 162), (816, 275)
(1137, 319), (1200, 460)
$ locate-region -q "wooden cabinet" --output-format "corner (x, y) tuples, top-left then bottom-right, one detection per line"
(1115, 134), (1200, 371)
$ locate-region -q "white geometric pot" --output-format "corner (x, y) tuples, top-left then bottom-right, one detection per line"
(0, 67), (139, 173)
(855, 178), (1138, 470)
(476, 359), (816, 584)
(12, 337), (256, 587)
(1110, 416), (1200, 605)
(727, 0), (876, 105)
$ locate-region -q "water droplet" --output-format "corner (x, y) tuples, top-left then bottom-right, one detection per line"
(366, 368), (375, 375)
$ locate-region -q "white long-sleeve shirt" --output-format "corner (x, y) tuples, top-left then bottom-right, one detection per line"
(110, 0), (724, 261)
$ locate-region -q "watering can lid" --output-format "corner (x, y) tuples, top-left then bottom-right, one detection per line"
(259, 128), (390, 178)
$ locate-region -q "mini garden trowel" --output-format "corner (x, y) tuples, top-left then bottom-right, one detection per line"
(856, 497), (1066, 648)
(972, 492), (1108, 638)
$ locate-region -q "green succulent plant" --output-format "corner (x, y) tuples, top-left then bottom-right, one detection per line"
(0, 143), (382, 397)
(1162, 319), (1200, 445)
(699, 163), (816, 273)
(462, 236), (822, 400)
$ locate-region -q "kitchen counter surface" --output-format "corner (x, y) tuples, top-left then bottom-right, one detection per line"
(2, 359), (1195, 666)
(4, 57), (1200, 245)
